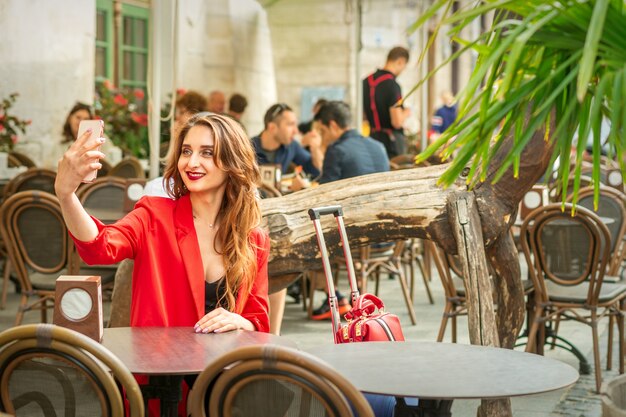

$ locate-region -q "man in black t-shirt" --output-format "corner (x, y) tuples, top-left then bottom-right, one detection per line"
(363, 46), (411, 158)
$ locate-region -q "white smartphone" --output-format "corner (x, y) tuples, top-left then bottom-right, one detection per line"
(76, 119), (104, 183)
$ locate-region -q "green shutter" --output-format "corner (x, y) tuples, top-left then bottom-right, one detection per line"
(119, 3), (149, 91)
(95, 0), (114, 83)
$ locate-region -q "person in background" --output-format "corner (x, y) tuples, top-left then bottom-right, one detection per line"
(363, 46), (411, 158)
(429, 91), (458, 139)
(298, 98), (328, 135)
(207, 90), (226, 113)
(55, 112), (270, 416)
(251, 103), (322, 335)
(228, 93), (248, 121)
(144, 90), (208, 197)
(44, 102), (117, 170)
(251, 103), (323, 188)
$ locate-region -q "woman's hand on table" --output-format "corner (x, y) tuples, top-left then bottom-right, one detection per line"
(194, 307), (254, 333)
(55, 129), (106, 198)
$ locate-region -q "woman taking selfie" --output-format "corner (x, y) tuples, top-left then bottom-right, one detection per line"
(55, 112), (270, 333)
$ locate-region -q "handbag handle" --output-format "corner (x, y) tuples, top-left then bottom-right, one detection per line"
(345, 293), (385, 320)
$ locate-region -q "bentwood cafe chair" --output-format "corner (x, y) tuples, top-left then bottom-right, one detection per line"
(0, 324), (144, 417)
(188, 344), (374, 417)
(521, 203), (626, 392)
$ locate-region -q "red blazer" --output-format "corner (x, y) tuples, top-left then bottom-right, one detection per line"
(72, 194), (270, 332)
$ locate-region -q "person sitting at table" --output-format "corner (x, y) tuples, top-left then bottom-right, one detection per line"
(56, 111), (269, 332)
(56, 112), (270, 415)
(43, 102), (121, 170)
(251, 103), (324, 185)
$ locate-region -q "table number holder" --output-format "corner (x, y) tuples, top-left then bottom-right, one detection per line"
(53, 275), (103, 342)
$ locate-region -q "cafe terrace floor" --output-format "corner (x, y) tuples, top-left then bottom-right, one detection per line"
(0, 261), (615, 417)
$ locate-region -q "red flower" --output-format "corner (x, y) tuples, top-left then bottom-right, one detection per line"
(0, 124), (4, 132)
(103, 80), (115, 90)
(131, 112), (148, 126)
(176, 88), (187, 97)
(11, 135), (18, 144)
(113, 94), (128, 106)
(133, 89), (145, 100)
(25, 119), (32, 125)
(0, 114), (4, 121)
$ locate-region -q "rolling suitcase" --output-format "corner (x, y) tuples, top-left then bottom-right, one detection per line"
(308, 205), (405, 344)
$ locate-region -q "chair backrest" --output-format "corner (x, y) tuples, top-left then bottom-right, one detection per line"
(0, 324), (143, 417)
(519, 185), (549, 222)
(3, 168), (56, 200)
(520, 203), (611, 305)
(389, 153), (417, 170)
(548, 174), (594, 202)
(571, 186), (626, 276)
(98, 158), (113, 177)
(9, 151), (36, 168)
(258, 183), (282, 199)
(188, 344), (374, 417)
(108, 259), (133, 328)
(76, 177), (127, 224)
(428, 241), (464, 299)
(0, 191), (69, 293)
(109, 157), (145, 179)
(569, 187), (626, 253)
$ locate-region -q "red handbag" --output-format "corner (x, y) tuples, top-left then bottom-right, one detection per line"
(337, 293), (405, 343)
(309, 206), (406, 345)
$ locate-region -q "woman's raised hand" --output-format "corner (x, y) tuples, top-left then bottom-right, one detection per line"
(55, 129), (106, 198)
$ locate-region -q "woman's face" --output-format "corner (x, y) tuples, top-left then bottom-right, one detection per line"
(69, 109), (92, 139)
(178, 125), (228, 195)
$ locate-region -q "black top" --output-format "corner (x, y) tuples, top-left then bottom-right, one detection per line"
(362, 69), (403, 133)
(205, 277), (226, 313)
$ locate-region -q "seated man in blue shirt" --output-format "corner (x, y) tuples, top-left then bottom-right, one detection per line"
(251, 103), (323, 180)
(311, 100), (390, 320)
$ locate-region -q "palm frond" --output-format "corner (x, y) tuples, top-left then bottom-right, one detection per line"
(412, 0), (626, 205)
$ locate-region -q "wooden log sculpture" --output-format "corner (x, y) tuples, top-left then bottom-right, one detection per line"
(262, 118), (555, 417)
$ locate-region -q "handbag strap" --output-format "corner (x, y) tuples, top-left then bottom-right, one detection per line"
(344, 293), (386, 320)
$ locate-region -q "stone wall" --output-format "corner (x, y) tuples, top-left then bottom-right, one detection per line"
(0, 0), (95, 166)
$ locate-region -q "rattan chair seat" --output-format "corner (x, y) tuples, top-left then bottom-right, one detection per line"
(546, 280), (626, 304)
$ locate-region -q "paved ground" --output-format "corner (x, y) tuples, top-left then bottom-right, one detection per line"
(0, 257), (622, 416)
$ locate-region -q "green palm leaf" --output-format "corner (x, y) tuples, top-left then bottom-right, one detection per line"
(411, 0), (626, 206)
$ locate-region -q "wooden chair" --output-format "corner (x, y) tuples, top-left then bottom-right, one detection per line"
(108, 259), (133, 328)
(389, 153), (417, 171)
(109, 156), (145, 179)
(9, 151), (37, 168)
(0, 191), (115, 324)
(521, 203), (626, 392)
(0, 192), (71, 324)
(568, 186), (626, 277)
(0, 324), (143, 417)
(76, 176), (127, 224)
(258, 183), (282, 199)
(2, 168), (56, 200)
(429, 241), (468, 342)
(188, 344), (374, 417)
(98, 158), (113, 177)
(356, 241), (419, 325)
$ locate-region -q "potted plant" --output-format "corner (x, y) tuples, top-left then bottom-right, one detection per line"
(94, 80), (149, 159)
(410, 0), (625, 207)
(0, 92), (31, 154)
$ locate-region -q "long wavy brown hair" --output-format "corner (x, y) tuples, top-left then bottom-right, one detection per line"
(163, 112), (262, 312)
